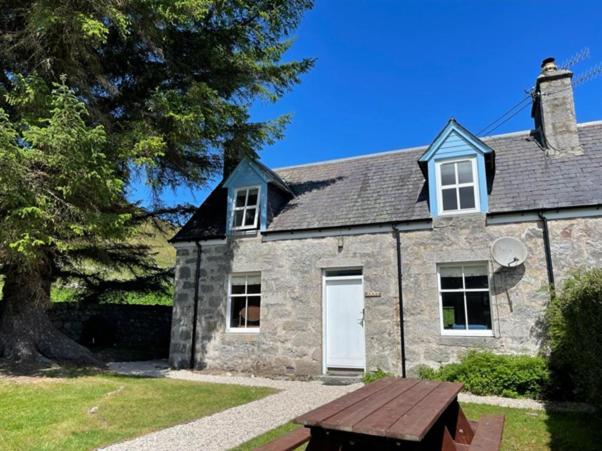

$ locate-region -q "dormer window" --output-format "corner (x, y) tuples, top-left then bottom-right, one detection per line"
(231, 186), (260, 230)
(436, 158), (480, 214)
(223, 158), (294, 234)
(419, 119), (493, 217)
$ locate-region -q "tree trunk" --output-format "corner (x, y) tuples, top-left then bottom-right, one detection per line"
(0, 261), (103, 366)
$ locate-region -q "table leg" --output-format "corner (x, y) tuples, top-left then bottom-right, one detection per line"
(453, 403), (475, 445)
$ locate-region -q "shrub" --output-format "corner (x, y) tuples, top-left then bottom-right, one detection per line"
(362, 368), (393, 384)
(418, 351), (549, 399)
(546, 269), (602, 407)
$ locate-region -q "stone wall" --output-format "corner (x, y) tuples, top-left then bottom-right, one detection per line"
(50, 303), (172, 356)
(548, 216), (602, 282)
(170, 233), (401, 376)
(400, 214), (602, 373)
(169, 215), (602, 376)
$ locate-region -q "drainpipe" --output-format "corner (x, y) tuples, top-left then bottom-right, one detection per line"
(538, 212), (555, 294)
(395, 230), (407, 378)
(190, 241), (202, 369)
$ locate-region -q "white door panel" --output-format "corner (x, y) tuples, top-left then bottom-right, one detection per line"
(325, 277), (365, 369)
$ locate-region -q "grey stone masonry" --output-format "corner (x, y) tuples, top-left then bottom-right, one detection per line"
(533, 58), (583, 156)
(400, 214), (602, 373)
(169, 215), (602, 376)
(170, 233), (401, 375)
(169, 245), (197, 369)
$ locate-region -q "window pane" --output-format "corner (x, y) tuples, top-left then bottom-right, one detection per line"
(440, 163), (456, 186)
(325, 269), (363, 277)
(247, 284), (261, 294)
(246, 274), (261, 286)
(440, 266), (463, 289)
(459, 186), (475, 209)
(229, 296), (247, 328)
(441, 292), (466, 330)
(244, 208), (257, 226)
(247, 189), (259, 206)
(233, 210), (244, 228)
(457, 161), (473, 184)
(235, 190), (247, 207)
(441, 188), (458, 211)
(464, 265), (489, 289)
(466, 292), (492, 330)
(246, 296), (261, 327)
(231, 285), (246, 295)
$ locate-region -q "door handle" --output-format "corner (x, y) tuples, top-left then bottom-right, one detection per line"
(359, 308), (365, 326)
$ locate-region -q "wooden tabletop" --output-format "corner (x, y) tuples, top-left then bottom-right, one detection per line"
(295, 377), (463, 442)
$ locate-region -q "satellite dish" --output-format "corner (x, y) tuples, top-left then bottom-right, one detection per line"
(491, 237), (528, 267)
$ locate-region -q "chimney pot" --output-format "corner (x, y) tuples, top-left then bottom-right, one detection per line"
(541, 57), (558, 72)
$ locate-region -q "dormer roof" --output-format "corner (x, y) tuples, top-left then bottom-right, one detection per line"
(171, 121), (602, 242)
(223, 158), (294, 196)
(418, 118), (495, 177)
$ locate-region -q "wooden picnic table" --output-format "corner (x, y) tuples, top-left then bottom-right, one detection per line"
(256, 377), (504, 451)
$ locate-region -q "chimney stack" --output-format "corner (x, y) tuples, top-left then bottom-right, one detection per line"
(531, 57), (583, 156)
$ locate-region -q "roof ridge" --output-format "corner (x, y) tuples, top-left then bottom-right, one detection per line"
(273, 120), (602, 172)
(273, 144), (427, 171)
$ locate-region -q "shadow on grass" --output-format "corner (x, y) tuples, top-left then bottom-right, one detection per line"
(0, 356), (169, 381)
(545, 407), (601, 451)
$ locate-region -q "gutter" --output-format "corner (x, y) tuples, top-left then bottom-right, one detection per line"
(190, 241), (202, 369)
(395, 230), (407, 378)
(537, 212), (555, 294)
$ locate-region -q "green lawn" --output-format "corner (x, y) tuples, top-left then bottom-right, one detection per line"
(233, 403), (600, 451)
(0, 373), (274, 451)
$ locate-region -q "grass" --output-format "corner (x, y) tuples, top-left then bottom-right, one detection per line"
(231, 422), (301, 451)
(0, 373), (274, 451)
(233, 403), (601, 451)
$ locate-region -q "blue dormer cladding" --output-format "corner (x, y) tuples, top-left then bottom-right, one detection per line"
(223, 158), (294, 234)
(223, 159), (269, 233)
(419, 119), (494, 217)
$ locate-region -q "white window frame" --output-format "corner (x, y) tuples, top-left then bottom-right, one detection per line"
(231, 185), (261, 230)
(437, 263), (493, 337)
(226, 272), (261, 334)
(435, 157), (480, 215)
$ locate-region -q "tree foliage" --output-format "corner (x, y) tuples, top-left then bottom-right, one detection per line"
(0, 0), (313, 295)
(1, 0), (313, 191)
(0, 0), (313, 362)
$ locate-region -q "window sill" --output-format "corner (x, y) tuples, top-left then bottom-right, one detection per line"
(438, 209), (482, 217)
(229, 229), (259, 238)
(440, 330), (493, 337)
(226, 328), (260, 335)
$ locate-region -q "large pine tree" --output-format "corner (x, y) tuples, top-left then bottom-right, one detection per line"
(0, 0), (313, 364)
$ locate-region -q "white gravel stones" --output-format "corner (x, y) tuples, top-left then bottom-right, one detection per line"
(103, 361), (594, 450)
(458, 392), (595, 413)
(103, 361), (361, 451)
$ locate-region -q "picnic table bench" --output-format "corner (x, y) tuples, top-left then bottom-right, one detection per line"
(256, 377), (504, 451)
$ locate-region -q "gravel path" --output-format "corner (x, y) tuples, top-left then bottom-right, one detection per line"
(103, 361), (594, 450)
(103, 361), (361, 451)
(458, 392), (594, 413)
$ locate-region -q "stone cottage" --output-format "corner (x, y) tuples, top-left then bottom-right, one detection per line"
(168, 58), (602, 377)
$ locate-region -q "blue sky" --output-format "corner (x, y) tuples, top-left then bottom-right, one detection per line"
(131, 0), (602, 209)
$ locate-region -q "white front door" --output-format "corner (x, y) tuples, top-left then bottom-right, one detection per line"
(324, 276), (365, 370)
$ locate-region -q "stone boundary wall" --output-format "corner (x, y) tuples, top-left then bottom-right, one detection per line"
(49, 303), (172, 355)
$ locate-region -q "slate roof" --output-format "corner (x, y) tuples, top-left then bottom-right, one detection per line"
(172, 121), (602, 242)
(173, 185), (227, 241)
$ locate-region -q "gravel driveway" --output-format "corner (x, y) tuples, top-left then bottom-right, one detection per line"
(103, 361), (362, 451)
(102, 361), (593, 450)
